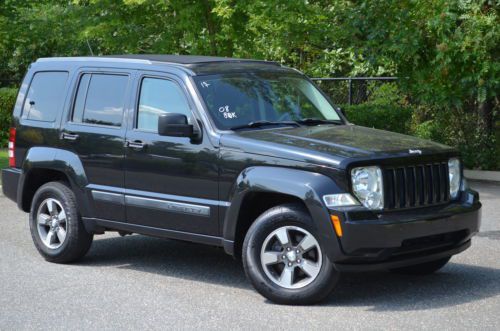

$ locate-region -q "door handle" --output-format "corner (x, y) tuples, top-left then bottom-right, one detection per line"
(61, 132), (79, 141)
(125, 140), (146, 150)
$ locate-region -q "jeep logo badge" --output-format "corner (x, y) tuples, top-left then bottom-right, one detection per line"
(409, 149), (422, 154)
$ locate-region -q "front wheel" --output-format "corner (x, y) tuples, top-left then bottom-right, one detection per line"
(242, 203), (339, 305)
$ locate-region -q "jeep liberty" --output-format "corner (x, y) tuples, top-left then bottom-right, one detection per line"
(2, 55), (481, 304)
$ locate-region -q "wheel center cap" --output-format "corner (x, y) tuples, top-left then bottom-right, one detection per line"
(51, 219), (58, 228)
(286, 250), (297, 262)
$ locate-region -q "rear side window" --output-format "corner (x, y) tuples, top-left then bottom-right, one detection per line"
(137, 78), (192, 132)
(73, 73), (128, 127)
(23, 71), (69, 122)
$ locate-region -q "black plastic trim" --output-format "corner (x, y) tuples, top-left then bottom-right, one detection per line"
(335, 240), (470, 271)
(1, 168), (21, 203)
(85, 218), (223, 247)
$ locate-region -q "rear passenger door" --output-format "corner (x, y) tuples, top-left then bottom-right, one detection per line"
(60, 69), (134, 222)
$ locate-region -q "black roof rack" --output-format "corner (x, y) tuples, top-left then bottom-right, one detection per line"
(104, 54), (280, 66)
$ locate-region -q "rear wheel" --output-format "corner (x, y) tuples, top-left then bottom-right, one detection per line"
(29, 181), (93, 263)
(390, 256), (451, 275)
(243, 203), (339, 305)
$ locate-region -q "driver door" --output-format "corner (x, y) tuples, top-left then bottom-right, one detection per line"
(124, 72), (220, 236)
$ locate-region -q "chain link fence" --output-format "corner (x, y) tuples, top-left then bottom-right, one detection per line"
(312, 77), (398, 106)
(0, 79), (18, 88)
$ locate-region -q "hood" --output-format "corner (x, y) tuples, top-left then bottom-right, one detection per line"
(220, 125), (455, 168)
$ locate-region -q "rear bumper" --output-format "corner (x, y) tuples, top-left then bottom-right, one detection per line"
(333, 188), (481, 271)
(2, 168), (21, 203)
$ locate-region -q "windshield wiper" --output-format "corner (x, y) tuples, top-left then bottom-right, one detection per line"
(296, 118), (343, 126)
(230, 120), (300, 131)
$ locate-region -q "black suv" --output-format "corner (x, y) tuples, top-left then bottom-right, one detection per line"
(2, 55), (481, 304)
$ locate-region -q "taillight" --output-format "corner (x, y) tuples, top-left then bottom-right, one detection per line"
(8, 127), (16, 167)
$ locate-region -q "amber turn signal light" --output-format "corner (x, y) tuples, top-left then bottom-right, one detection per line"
(330, 214), (343, 237)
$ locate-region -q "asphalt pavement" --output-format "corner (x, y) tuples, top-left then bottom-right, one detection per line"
(0, 181), (499, 330)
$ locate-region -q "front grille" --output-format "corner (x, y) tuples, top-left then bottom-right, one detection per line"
(383, 162), (450, 209)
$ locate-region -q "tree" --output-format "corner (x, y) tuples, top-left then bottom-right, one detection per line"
(0, 0), (497, 168)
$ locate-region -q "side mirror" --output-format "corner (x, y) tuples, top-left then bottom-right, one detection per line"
(158, 113), (194, 137)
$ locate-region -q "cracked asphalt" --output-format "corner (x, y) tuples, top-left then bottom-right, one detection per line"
(0, 181), (499, 330)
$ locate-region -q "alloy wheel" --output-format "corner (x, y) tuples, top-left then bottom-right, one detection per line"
(260, 225), (322, 289)
(36, 198), (68, 249)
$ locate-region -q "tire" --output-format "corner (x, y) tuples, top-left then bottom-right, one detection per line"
(242, 203), (339, 305)
(29, 181), (93, 263)
(390, 256), (451, 275)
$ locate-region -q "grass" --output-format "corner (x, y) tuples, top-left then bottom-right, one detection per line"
(0, 149), (7, 185)
(0, 149), (7, 169)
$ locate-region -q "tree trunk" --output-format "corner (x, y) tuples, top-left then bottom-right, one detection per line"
(201, 0), (218, 56)
(479, 97), (494, 135)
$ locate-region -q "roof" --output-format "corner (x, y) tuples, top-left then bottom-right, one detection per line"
(35, 54), (296, 76)
(105, 54), (280, 66)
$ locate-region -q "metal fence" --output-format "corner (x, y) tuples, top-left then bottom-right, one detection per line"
(0, 79), (18, 88)
(312, 77), (398, 106)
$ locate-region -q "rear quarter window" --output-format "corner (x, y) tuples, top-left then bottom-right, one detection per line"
(22, 71), (69, 122)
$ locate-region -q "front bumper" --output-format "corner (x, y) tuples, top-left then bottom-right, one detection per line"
(333, 188), (481, 271)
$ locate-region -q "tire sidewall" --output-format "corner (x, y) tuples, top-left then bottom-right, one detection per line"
(243, 205), (339, 304)
(29, 182), (78, 258)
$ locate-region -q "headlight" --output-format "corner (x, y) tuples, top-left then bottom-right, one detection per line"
(351, 166), (384, 210)
(448, 158), (461, 199)
(323, 193), (360, 208)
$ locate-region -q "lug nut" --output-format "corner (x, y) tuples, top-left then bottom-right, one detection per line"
(288, 263), (292, 267)
(282, 255), (286, 259)
(296, 249), (300, 253)
(287, 247), (291, 251)
(297, 259), (301, 263)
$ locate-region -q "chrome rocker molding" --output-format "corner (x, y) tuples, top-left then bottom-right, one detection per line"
(90, 188), (231, 217)
(91, 190), (125, 205)
(125, 195), (210, 217)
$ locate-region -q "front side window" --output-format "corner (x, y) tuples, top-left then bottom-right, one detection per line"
(193, 72), (341, 130)
(23, 71), (69, 122)
(137, 77), (192, 132)
(73, 73), (128, 127)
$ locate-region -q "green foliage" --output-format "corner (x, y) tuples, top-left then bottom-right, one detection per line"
(0, 149), (7, 171)
(0, 0), (498, 169)
(412, 107), (498, 170)
(345, 103), (414, 135)
(412, 120), (445, 142)
(0, 88), (17, 147)
(344, 83), (414, 134)
(460, 126), (498, 171)
(344, 0), (500, 106)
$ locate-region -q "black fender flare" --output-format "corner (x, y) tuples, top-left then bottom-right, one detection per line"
(222, 166), (345, 261)
(17, 147), (90, 215)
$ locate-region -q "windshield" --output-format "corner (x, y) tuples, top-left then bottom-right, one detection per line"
(193, 73), (342, 130)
